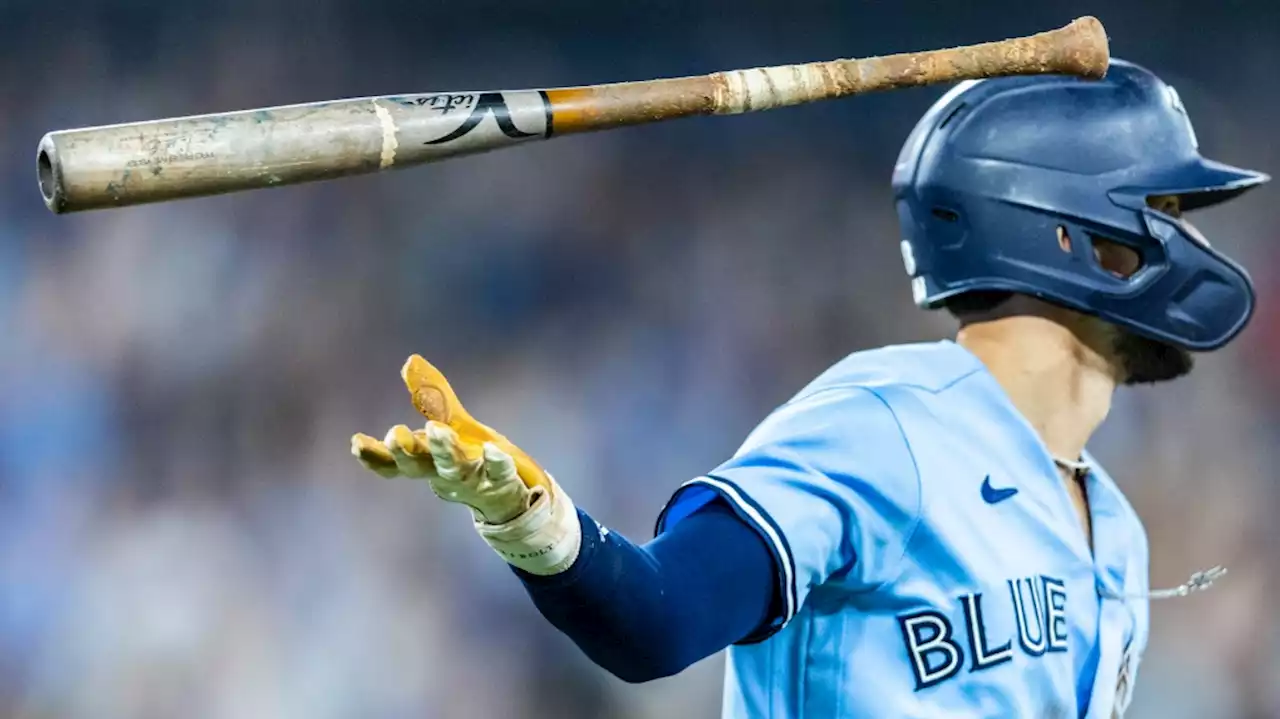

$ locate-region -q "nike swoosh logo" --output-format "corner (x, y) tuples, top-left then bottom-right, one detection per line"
(981, 475), (1019, 504)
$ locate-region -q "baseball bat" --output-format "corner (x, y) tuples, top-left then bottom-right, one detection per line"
(37, 16), (1107, 214)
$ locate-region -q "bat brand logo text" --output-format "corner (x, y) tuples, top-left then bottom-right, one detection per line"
(400, 92), (544, 145)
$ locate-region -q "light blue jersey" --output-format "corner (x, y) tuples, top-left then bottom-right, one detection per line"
(657, 340), (1150, 718)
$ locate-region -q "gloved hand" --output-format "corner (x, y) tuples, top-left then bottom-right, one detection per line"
(351, 355), (581, 575)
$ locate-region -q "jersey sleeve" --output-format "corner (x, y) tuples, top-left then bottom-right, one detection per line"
(654, 385), (922, 642)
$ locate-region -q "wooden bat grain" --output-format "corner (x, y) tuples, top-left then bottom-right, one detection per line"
(37, 16), (1107, 214)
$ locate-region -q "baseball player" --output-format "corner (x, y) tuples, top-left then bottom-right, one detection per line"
(352, 59), (1267, 718)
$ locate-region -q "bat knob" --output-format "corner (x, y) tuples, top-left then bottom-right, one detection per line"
(1056, 16), (1110, 80)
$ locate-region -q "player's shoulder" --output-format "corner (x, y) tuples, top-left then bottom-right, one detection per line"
(793, 339), (984, 404)
(738, 340), (979, 452)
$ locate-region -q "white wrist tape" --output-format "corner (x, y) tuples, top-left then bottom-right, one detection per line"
(473, 476), (581, 576)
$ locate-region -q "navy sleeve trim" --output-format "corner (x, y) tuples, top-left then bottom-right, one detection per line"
(656, 474), (798, 643)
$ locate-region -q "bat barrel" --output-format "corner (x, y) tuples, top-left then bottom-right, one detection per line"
(38, 91), (557, 213)
(37, 136), (61, 212)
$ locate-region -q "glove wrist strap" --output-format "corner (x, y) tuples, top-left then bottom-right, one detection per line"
(474, 475), (581, 575)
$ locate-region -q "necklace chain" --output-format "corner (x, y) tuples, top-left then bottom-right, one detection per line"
(1054, 456), (1230, 601)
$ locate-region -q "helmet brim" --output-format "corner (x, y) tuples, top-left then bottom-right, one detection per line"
(1117, 158), (1271, 212)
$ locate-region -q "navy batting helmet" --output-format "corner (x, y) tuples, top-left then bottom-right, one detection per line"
(893, 58), (1269, 351)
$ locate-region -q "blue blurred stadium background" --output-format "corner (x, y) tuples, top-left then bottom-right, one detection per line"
(1, 1), (1277, 717)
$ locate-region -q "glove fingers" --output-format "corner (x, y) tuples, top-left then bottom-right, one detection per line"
(351, 433), (402, 479)
(384, 424), (437, 479)
(402, 354), (461, 424)
(482, 442), (519, 484)
(401, 355), (552, 494)
(426, 421), (478, 482)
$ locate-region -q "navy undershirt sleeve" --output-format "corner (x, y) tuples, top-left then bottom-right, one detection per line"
(514, 499), (778, 683)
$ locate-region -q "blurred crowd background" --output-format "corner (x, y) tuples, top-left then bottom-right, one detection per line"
(1, 1), (1278, 717)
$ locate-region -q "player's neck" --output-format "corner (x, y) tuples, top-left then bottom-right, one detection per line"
(956, 316), (1117, 463)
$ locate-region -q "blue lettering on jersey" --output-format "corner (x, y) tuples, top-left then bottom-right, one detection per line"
(900, 575), (1067, 691)
(1044, 577), (1070, 653)
(897, 610), (963, 690)
(961, 592), (1014, 672)
(1009, 577), (1047, 655)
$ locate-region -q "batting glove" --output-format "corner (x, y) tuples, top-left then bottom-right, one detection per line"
(351, 355), (581, 575)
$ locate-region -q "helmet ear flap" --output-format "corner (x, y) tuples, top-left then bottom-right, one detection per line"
(1089, 235), (1144, 280)
(1057, 224), (1146, 281)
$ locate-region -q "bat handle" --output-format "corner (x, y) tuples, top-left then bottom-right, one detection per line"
(707, 16), (1109, 116)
